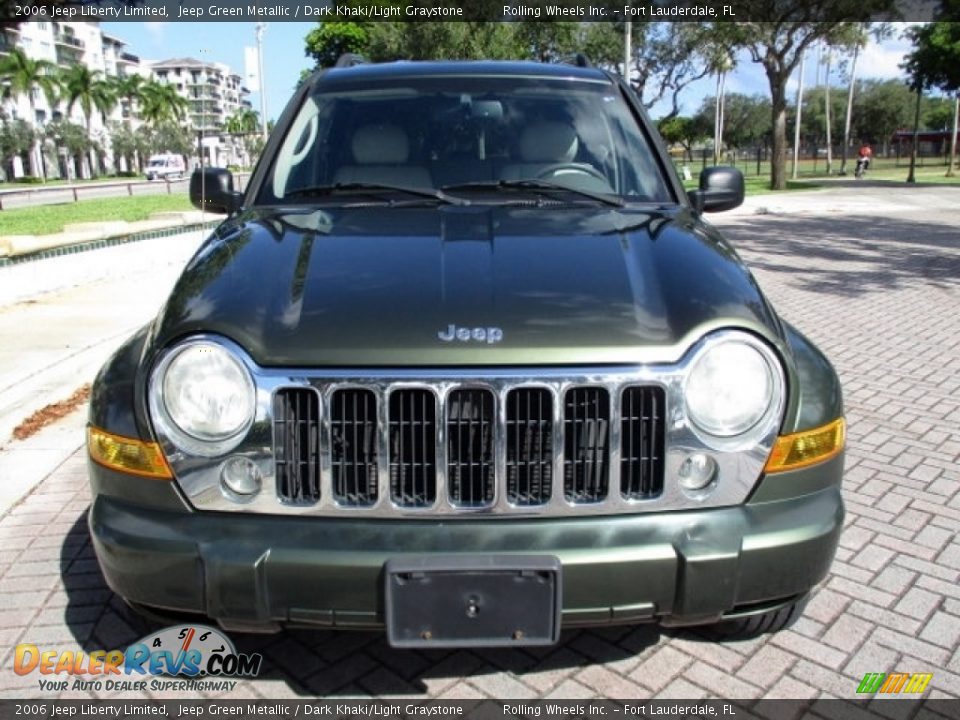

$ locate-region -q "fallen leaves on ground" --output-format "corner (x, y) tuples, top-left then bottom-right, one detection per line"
(12, 384), (91, 441)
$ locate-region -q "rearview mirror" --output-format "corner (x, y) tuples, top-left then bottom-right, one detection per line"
(190, 168), (243, 214)
(688, 166), (745, 213)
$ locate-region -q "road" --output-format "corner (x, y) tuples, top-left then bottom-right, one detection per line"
(0, 183), (958, 700)
(0, 173), (250, 211)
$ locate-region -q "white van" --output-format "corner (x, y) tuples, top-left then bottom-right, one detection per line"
(145, 154), (186, 181)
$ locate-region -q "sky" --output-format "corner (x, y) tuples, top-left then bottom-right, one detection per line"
(101, 21), (923, 125)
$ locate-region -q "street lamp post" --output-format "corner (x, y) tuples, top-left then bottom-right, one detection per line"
(624, 18), (631, 80)
(256, 23), (268, 141)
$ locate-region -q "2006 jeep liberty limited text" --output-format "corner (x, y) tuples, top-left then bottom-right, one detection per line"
(87, 58), (844, 648)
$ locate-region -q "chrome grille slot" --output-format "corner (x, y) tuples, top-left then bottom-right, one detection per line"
(505, 388), (553, 505)
(447, 388), (495, 506)
(331, 389), (378, 506)
(563, 387), (610, 503)
(620, 386), (666, 499)
(274, 388), (321, 504)
(389, 389), (437, 507)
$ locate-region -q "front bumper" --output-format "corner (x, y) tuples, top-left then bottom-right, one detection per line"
(88, 460), (843, 634)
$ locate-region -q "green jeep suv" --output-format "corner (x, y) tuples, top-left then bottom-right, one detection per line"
(87, 58), (844, 647)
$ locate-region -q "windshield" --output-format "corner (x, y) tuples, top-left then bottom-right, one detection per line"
(262, 74), (672, 205)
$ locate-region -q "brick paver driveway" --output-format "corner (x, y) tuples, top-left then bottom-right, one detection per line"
(1, 183), (958, 700)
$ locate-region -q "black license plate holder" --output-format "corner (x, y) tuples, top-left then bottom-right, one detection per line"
(384, 555), (562, 648)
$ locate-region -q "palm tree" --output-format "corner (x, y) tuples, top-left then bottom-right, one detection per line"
(110, 73), (147, 171)
(225, 107), (259, 135)
(140, 80), (189, 128)
(224, 107), (261, 167)
(110, 73), (146, 120)
(0, 48), (59, 178)
(59, 65), (116, 177)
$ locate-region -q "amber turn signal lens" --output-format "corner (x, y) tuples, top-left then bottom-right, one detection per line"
(765, 418), (845, 473)
(87, 426), (172, 480)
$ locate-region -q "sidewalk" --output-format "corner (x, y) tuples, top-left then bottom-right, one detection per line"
(0, 209), (218, 260)
(0, 226), (208, 513)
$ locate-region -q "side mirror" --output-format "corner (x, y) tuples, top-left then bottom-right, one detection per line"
(190, 168), (243, 214)
(687, 166), (745, 213)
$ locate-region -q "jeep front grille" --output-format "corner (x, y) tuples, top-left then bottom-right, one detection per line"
(448, 388), (496, 506)
(621, 386), (665, 499)
(506, 388), (553, 505)
(274, 380), (665, 512)
(564, 387), (610, 503)
(389, 389), (437, 507)
(274, 388), (321, 504)
(331, 388), (378, 505)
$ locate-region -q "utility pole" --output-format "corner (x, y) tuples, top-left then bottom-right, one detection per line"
(256, 23), (268, 141)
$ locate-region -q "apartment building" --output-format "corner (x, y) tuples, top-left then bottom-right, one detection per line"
(1, 21), (251, 178)
(1, 21), (144, 178)
(150, 57), (253, 167)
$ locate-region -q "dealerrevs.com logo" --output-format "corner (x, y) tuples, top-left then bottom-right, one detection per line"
(14, 625), (262, 693)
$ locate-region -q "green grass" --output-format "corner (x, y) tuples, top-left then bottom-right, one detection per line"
(681, 156), (960, 193)
(0, 194), (193, 236)
(682, 176), (821, 194)
(853, 166), (960, 185)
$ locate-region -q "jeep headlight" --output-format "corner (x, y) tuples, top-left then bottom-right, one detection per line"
(152, 340), (255, 456)
(684, 336), (782, 440)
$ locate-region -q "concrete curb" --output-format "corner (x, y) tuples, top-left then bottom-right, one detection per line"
(0, 210), (222, 259)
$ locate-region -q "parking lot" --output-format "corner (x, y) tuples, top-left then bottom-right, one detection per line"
(0, 183), (958, 700)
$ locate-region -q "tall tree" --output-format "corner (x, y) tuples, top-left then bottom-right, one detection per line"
(109, 73), (147, 172)
(0, 48), (58, 178)
(710, 4), (892, 190)
(853, 79), (914, 155)
(903, 2), (960, 176)
(582, 23), (723, 120)
(43, 119), (90, 180)
(60, 65), (114, 132)
(696, 93), (772, 152)
(515, 22), (579, 63)
(304, 22), (370, 67)
(0, 112), (36, 178)
(60, 65), (116, 175)
(839, 25), (869, 174)
(110, 73), (146, 127)
(140, 80), (189, 128)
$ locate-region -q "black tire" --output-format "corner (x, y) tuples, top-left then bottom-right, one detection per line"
(707, 595), (808, 639)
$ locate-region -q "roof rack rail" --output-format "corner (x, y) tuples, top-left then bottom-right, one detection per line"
(335, 53), (368, 69)
(557, 53), (592, 69)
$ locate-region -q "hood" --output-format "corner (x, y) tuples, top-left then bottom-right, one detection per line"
(153, 205), (780, 367)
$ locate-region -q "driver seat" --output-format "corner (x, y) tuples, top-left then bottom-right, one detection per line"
(499, 121), (580, 182)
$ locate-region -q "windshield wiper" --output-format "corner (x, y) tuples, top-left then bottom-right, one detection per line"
(441, 180), (624, 208)
(286, 182), (469, 206)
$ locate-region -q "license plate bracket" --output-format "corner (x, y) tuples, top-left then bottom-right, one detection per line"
(384, 555), (562, 648)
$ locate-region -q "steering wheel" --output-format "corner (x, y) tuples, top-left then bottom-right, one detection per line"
(536, 163), (609, 184)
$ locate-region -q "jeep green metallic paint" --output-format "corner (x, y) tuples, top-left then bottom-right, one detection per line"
(87, 60), (844, 645)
